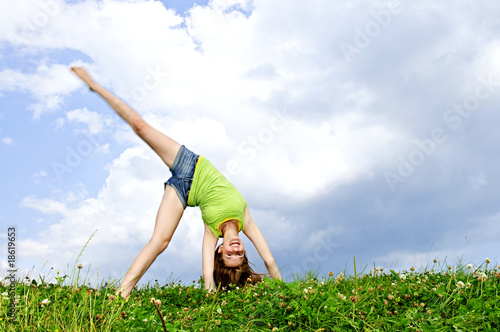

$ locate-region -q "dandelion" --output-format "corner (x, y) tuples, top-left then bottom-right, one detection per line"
(485, 258), (491, 264)
(456, 281), (465, 289)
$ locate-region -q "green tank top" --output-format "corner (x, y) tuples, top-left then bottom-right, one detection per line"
(187, 156), (247, 238)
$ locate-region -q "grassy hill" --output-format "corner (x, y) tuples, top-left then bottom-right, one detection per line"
(1, 259), (499, 331)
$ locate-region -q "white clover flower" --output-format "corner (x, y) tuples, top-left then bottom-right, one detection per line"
(41, 299), (50, 305)
(216, 308), (222, 314)
(485, 258), (491, 264)
(456, 281), (465, 289)
(479, 273), (487, 282)
(400, 274), (407, 280)
(466, 264), (473, 270)
(303, 288), (308, 294)
(142, 319), (148, 323)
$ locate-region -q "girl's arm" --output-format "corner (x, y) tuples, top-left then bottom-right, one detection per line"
(202, 223), (218, 291)
(242, 207), (282, 281)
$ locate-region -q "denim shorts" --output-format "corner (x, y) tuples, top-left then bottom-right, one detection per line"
(164, 145), (200, 209)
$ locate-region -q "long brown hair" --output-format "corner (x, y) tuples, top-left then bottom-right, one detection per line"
(213, 245), (262, 289)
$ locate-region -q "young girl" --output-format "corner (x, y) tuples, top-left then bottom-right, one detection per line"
(71, 67), (282, 298)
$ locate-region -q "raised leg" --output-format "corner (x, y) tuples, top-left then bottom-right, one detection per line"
(71, 67), (181, 168)
(117, 186), (184, 299)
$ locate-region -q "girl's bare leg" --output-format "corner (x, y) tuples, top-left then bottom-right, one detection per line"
(71, 67), (186, 298)
(117, 186), (184, 299)
(71, 67), (181, 167)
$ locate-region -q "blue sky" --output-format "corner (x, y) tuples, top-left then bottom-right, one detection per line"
(1, 0), (500, 287)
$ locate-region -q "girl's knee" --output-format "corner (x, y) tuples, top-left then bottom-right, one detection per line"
(149, 237), (170, 254)
(132, 117), (148, 135)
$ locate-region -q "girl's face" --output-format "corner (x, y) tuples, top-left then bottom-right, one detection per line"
(218, 237), (245, 267)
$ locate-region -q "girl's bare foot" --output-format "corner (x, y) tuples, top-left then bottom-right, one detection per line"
(71, 66), (98, 91)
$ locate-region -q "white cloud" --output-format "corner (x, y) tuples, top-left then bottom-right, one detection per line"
(21, 196), (70, 215)
(4, 0), (500, 283)
(1, 137), (13, 145)
(66, 108), (110, 134)
(33, 170), (48, 177)
(0, 63), (82, 119)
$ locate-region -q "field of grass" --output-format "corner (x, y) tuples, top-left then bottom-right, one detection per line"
(1, 258), (499, 331)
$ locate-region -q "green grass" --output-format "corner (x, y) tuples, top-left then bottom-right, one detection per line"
(1, 259), (500, 331)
